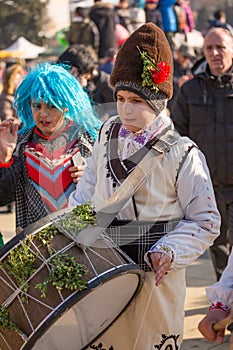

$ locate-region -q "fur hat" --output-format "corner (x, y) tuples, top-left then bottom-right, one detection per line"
(110, 23), (173, 112)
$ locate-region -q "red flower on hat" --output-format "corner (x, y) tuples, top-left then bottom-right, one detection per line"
(137, 46), (170, 93)
(152, 62), (170, 84)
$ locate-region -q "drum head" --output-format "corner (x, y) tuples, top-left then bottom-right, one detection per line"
(29, 267), (142, 350)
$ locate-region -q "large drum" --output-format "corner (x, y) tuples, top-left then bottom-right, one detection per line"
(0, 207), (144, 350)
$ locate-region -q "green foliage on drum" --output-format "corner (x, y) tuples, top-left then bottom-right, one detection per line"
(35, 249), (88, 298)
(0, 306), (21, 334)
(0, 203), (96, 336)
(56, 203), (97, 238)
(0, 236), (38, 302)
(37, 203), (96, 245)
(72, 203), (96, 225)
(37, 225), (59, 246)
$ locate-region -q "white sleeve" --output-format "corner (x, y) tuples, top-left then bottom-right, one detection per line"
(150, 147), (221, 270)
(206, 250), (233, 309)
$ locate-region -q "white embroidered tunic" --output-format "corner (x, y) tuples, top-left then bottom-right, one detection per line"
(69, 111), (220, 349)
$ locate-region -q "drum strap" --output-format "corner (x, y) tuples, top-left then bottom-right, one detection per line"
(96, 129), (179, 223)
(106, 118), (172, 185)
(76, 129), (179, 247)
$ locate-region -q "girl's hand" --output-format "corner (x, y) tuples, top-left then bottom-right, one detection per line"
(0, 119), (18, 163)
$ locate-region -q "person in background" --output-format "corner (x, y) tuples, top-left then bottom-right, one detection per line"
(64, 6), (100, 58)
(58, 44), (114, 104)
(0, 63), (25, 214)
(0, 63), (25, 125)
(171, 27), (233, 281)
(144, 0), (164, 30)
(0, 62), (102, 232)
(115, 0), (134, 34)
(168, 43), (196, 110)
(173, 44), (195, 86)
(159, 0), (178, 52)
(89, 0), (116, 60)
(198, 248), (233, 345)
(114, 21), (130, 48)
(181, 0), (195, 35)
(0, 62), (6, 92)
(69, 23), (220, 349)
(203, 9), (233, 37)
(173, 0), (186, 37)
(115, 0), (146, 36)
(99, 47), (117, 74)
(132, 0), (146, 7)
(128, 0), (146, 32)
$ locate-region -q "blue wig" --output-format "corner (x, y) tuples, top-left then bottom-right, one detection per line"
(14, 62), (102, 139)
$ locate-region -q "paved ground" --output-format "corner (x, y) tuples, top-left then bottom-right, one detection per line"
(0, 205), (231, 349)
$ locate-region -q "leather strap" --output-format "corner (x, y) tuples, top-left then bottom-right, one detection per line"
(76, 128), (179, 246)
(97, 129), (179, 222)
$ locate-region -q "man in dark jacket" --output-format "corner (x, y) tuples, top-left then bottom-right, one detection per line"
(171, 27), (233, 281)
(89, 0), (116, 59)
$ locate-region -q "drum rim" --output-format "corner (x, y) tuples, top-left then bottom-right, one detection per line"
(0, 228), (28, 258)
(22, 264), (144, 350)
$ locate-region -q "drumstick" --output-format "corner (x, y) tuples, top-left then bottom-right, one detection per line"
(213, 311), (233, 331)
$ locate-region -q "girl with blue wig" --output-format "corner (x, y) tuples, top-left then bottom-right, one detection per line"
(0, 62), (102, 231)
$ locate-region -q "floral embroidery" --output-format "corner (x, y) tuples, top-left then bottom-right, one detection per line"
(137, 46), (170, 93)
(118, 113), (169, 160)
(210, 301), (231, 314)
(154, 334), (180, 349)
(134, 134), (146, 145)
(119, 127), (130, 138)
(90, 343), (114, 350)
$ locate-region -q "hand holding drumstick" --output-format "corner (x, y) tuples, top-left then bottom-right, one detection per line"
(198, 309), (233, 346)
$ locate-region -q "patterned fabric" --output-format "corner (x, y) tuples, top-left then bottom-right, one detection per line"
(209, 301), (231, 314)
(107, 219), (179, 270)
(24, 126), (81, 212)
(118, 109), (171, 159)
(114, 81), (168, 114)
(0, 122), (94, 230)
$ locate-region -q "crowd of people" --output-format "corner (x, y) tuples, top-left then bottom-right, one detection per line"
(0, 1), (233, 349)
(65, 0), (196, 60)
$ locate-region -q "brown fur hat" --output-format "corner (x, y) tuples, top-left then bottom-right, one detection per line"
(110, 22), (173, 110)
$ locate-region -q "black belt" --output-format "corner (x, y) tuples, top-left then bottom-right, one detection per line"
(107, 219), (179, 271)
